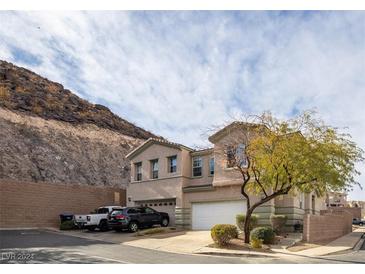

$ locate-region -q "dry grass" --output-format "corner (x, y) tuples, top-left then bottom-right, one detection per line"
(0, 86), (10, 99)
(135, 227), (178, 237)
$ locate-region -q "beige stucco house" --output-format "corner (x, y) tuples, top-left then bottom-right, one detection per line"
(326, 191), (348, 207)
(126, 122), (326, 230)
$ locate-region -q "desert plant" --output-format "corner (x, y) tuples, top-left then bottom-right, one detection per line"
(236, 214), (259, 231)
(270, 214), (288, 234)
(211, 224), (238, 246)
(250, 226), (275, 244)
(60, 220), (76, 230)
(0, 86), (10, 99)
(250, 237), (263, 248)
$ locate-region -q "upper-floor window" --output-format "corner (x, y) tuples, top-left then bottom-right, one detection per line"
(134, 162), (142, 181)
(209, 158), (214, 175)
(226, 146), (235, 168)
(168, 155), (177, 173)
(192, 156), (202, 177)
(150, 159), (159, 179)
(236, 143), (248, 167)
(227, 143), (248, 168)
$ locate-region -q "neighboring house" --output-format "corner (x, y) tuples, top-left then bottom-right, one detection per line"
(326, 191), (348, 207)
(126, 122), (326, 230)
(347, 200), (365, 219)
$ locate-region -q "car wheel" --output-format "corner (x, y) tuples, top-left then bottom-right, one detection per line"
(161, 218), (169, 227)
(128, 222), (139, 233)
(99, 220), (109, 232)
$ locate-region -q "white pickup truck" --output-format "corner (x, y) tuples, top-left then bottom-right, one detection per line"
(74, 205), (123, 231)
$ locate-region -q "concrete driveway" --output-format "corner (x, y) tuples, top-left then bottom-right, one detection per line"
(123, 230), (212, 254)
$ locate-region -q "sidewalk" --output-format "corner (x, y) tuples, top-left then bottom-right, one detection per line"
(292, 227), (365, 256)
(123, 227), (364, 258)
(270, 227), (365, 257)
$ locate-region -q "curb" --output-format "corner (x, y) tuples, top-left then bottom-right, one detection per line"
(195, 251), (277, 258)
(353, 233), (365, 252)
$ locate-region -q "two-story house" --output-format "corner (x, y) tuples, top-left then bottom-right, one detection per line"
(126, 122), (326, 230)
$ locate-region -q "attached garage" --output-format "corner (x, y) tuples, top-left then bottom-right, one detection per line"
(135, 199), (176, 226)
(192, 200), (246, 230)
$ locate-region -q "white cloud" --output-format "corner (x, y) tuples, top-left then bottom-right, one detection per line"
(0, 11), (364, 199)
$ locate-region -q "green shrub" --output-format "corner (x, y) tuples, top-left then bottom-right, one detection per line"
(236, 214), (259, 231)
(270, 214), (288, 234)
(250, 238), (263, 248)
(250, 226), (275, 244)
(60, 220), (76, 230)
(211, 224), (238, 246)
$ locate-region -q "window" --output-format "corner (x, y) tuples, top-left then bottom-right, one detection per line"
(226, 146), (235, 168)
(150, 159), (159, 179)
(110, 210), (124, 216)
(192, 156), (202, 177)
(144, 207), (156, 214)
(209, 158), (214, 175)
(128, 208), (143, 214)
(97, 208), (109, 214)
(168, 155), (177, 173)
(134, 162), (142, 181)
(299, 192), (304, 209)
(226, 143), (248, 168)
(236, 143), (248, 167)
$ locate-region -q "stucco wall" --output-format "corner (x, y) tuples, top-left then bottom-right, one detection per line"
(303, 210), (352, 243)
(129, 143), (182, 182)
(127, 177), (183, 207)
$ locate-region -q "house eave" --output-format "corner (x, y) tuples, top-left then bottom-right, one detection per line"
(126, 138), (194, 160)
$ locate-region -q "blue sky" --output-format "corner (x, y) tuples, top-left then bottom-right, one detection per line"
(0, 11), (364, 200)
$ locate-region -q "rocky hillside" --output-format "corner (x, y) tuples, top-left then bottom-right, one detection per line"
(0, 60), (156, 139)
(0, 60), (156, 187)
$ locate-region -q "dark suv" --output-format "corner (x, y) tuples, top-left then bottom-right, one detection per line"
(108, 207), (170, 232)
(352, 218), (364, 226)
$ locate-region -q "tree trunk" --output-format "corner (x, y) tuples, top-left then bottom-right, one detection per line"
(244, 209), (253, 243)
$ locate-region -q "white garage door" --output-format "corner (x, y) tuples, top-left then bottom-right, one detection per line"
(135, 199), (176, 226)
(192, 200), (246, 230)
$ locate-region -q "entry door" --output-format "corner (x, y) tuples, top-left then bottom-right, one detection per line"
(192, 200), (246, 230)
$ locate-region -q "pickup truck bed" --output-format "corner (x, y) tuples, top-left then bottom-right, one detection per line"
(74, 206), (124, 231)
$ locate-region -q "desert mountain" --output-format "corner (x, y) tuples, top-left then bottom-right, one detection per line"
(0, 60), (157, 187)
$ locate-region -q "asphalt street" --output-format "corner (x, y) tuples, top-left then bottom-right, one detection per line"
(0, 229), (364, 264)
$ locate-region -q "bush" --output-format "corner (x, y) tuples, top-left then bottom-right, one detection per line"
(250, 238), (263, 248)
(270, 214), (288, 234)
(236, 214), (259, 231)
(250, 226), (275, 244)
(211, 224), (238, 246)
(60, 220), (76, 230)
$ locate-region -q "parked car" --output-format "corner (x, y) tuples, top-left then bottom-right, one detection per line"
(74, 206), (123, 231)
(108, 206), (170, 232)
(352, 218), (364, 226)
